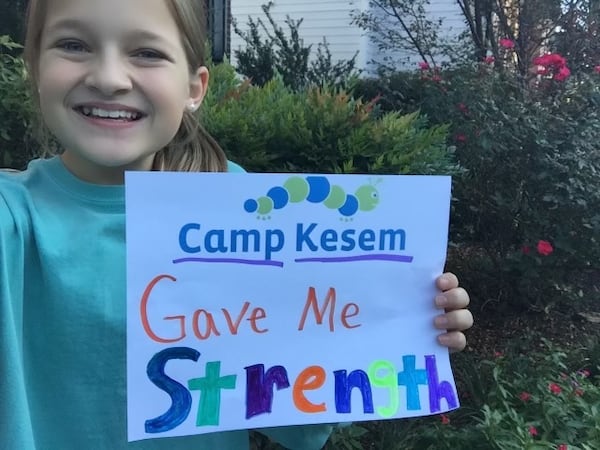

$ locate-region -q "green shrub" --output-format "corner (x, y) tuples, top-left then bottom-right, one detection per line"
(233, 2), (358, 90)
(0, 35), (35, 169)
(203, 63), (456, 176)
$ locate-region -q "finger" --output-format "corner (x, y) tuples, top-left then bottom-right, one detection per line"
(434, 309), (473, 332)
(435, 287), (470, 310)
(437, 331), (467, 353)
(436, 272), (459, 291)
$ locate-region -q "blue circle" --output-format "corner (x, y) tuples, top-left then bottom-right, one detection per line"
(244, 199), (258, 213)
(306, 176), (330, 203)
(338, 195), (359, 217)
(267, 186), (289, 209)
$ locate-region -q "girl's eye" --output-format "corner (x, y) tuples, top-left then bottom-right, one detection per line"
(56, 40), (87, 53)
(133, 49), (167, 60)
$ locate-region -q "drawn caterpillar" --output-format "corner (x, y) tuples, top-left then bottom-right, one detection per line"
(244, 176), (380, 218)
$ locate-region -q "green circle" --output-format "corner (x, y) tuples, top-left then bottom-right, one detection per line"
(323, 185), (345, 209)
(257, 196), (274, 215)
(283, 177), (309, 203)
(355, 185), (379, 211)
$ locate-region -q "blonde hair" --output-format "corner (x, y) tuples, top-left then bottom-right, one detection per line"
(23, 0), (228, 172)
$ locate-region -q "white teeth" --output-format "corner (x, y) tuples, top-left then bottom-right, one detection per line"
(80, 106), (140, 120)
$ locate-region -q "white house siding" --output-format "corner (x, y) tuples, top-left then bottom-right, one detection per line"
(230, 0), (366, 69)
(230, 0), (467, 73)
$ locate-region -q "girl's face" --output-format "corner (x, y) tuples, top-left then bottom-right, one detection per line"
(37, 0), (207, 184)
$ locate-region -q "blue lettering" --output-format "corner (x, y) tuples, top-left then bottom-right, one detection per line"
(230, 229), (261, 253)
(296, 223), (318, 251)
(321, 229), (338, 251)
(265, 230), (285, 260)
(340, 229), (356, 251)
(205, 229), (228, 253)
(426, 355), (458, 412)
(380, 229), (406, 251)
(397, 355), (429, 410)
(145, 347), (200, 433)
(358, 230), (376, 251)
(179, 223), (201, 253)
(334, 369), (374, 414)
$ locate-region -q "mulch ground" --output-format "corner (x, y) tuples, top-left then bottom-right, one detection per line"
(464, 301), (600, 358)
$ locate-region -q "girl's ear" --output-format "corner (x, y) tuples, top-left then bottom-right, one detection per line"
(187, 66), (209, 112)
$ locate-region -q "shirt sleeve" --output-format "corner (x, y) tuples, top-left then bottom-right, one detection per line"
(226, 160), (247, 173)
(0, 183), (37, 448)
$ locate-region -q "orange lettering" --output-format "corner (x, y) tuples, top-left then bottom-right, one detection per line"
(298, 287), (336, 331)
(247, 307), (268, 333)
(140, 274), (185, 343)
(293, 366), (327, 413)
(222, 302), (250, 334)
(192, 309), (222, 340)
(341, 303), (361, 329)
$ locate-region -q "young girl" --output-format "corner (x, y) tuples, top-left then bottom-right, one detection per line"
(0, 0), (473, 448)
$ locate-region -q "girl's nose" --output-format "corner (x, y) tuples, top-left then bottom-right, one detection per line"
(84, 54), (132, 95)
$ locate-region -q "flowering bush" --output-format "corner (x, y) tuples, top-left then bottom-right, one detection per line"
(351, 47), (600, 313)
(468, 339), (600, 449)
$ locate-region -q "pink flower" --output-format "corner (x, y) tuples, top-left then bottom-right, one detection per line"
(529, 426), (538, 436)
(522, 245), (531, 255)
(578, 369), (591, 378)
(534, 54), (566, 68)
(484, 55), (495, 64)
(595, 66), (600, 74)
(557, 445), (568, 450)
(457, 103), (469, 114)
(500, 38), (515, 49)
(432, 74), (442, 83)
(440, 414), (450, 424)
(549, 382), (562, 394)
(519, 391), (532, 402)
(554, 66), (571, 81)
(418, 61), (430, 70)
(455, 134), (467, 143)
(534, 53), (570, 81)
(537, 240), (553, 256)
(574, 388), (584, 397)
(494, 351), (503, 358)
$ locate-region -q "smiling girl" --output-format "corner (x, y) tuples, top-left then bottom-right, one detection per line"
(0, 0), (473, 448)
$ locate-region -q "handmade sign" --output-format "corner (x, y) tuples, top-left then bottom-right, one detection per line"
(125, 173), (457, 442)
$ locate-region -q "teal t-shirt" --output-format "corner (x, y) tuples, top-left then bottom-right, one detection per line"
(0, 157), (333, 449)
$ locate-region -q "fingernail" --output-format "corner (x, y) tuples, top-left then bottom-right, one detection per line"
(435, 316), (448, 327)
(437, 335), (451, 345)
(435, 295), (448, 307)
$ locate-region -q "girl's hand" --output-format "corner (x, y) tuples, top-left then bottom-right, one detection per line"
(433, 272), (473, 352)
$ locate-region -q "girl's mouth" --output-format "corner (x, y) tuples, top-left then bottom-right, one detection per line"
(75, 106), (145, 122)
